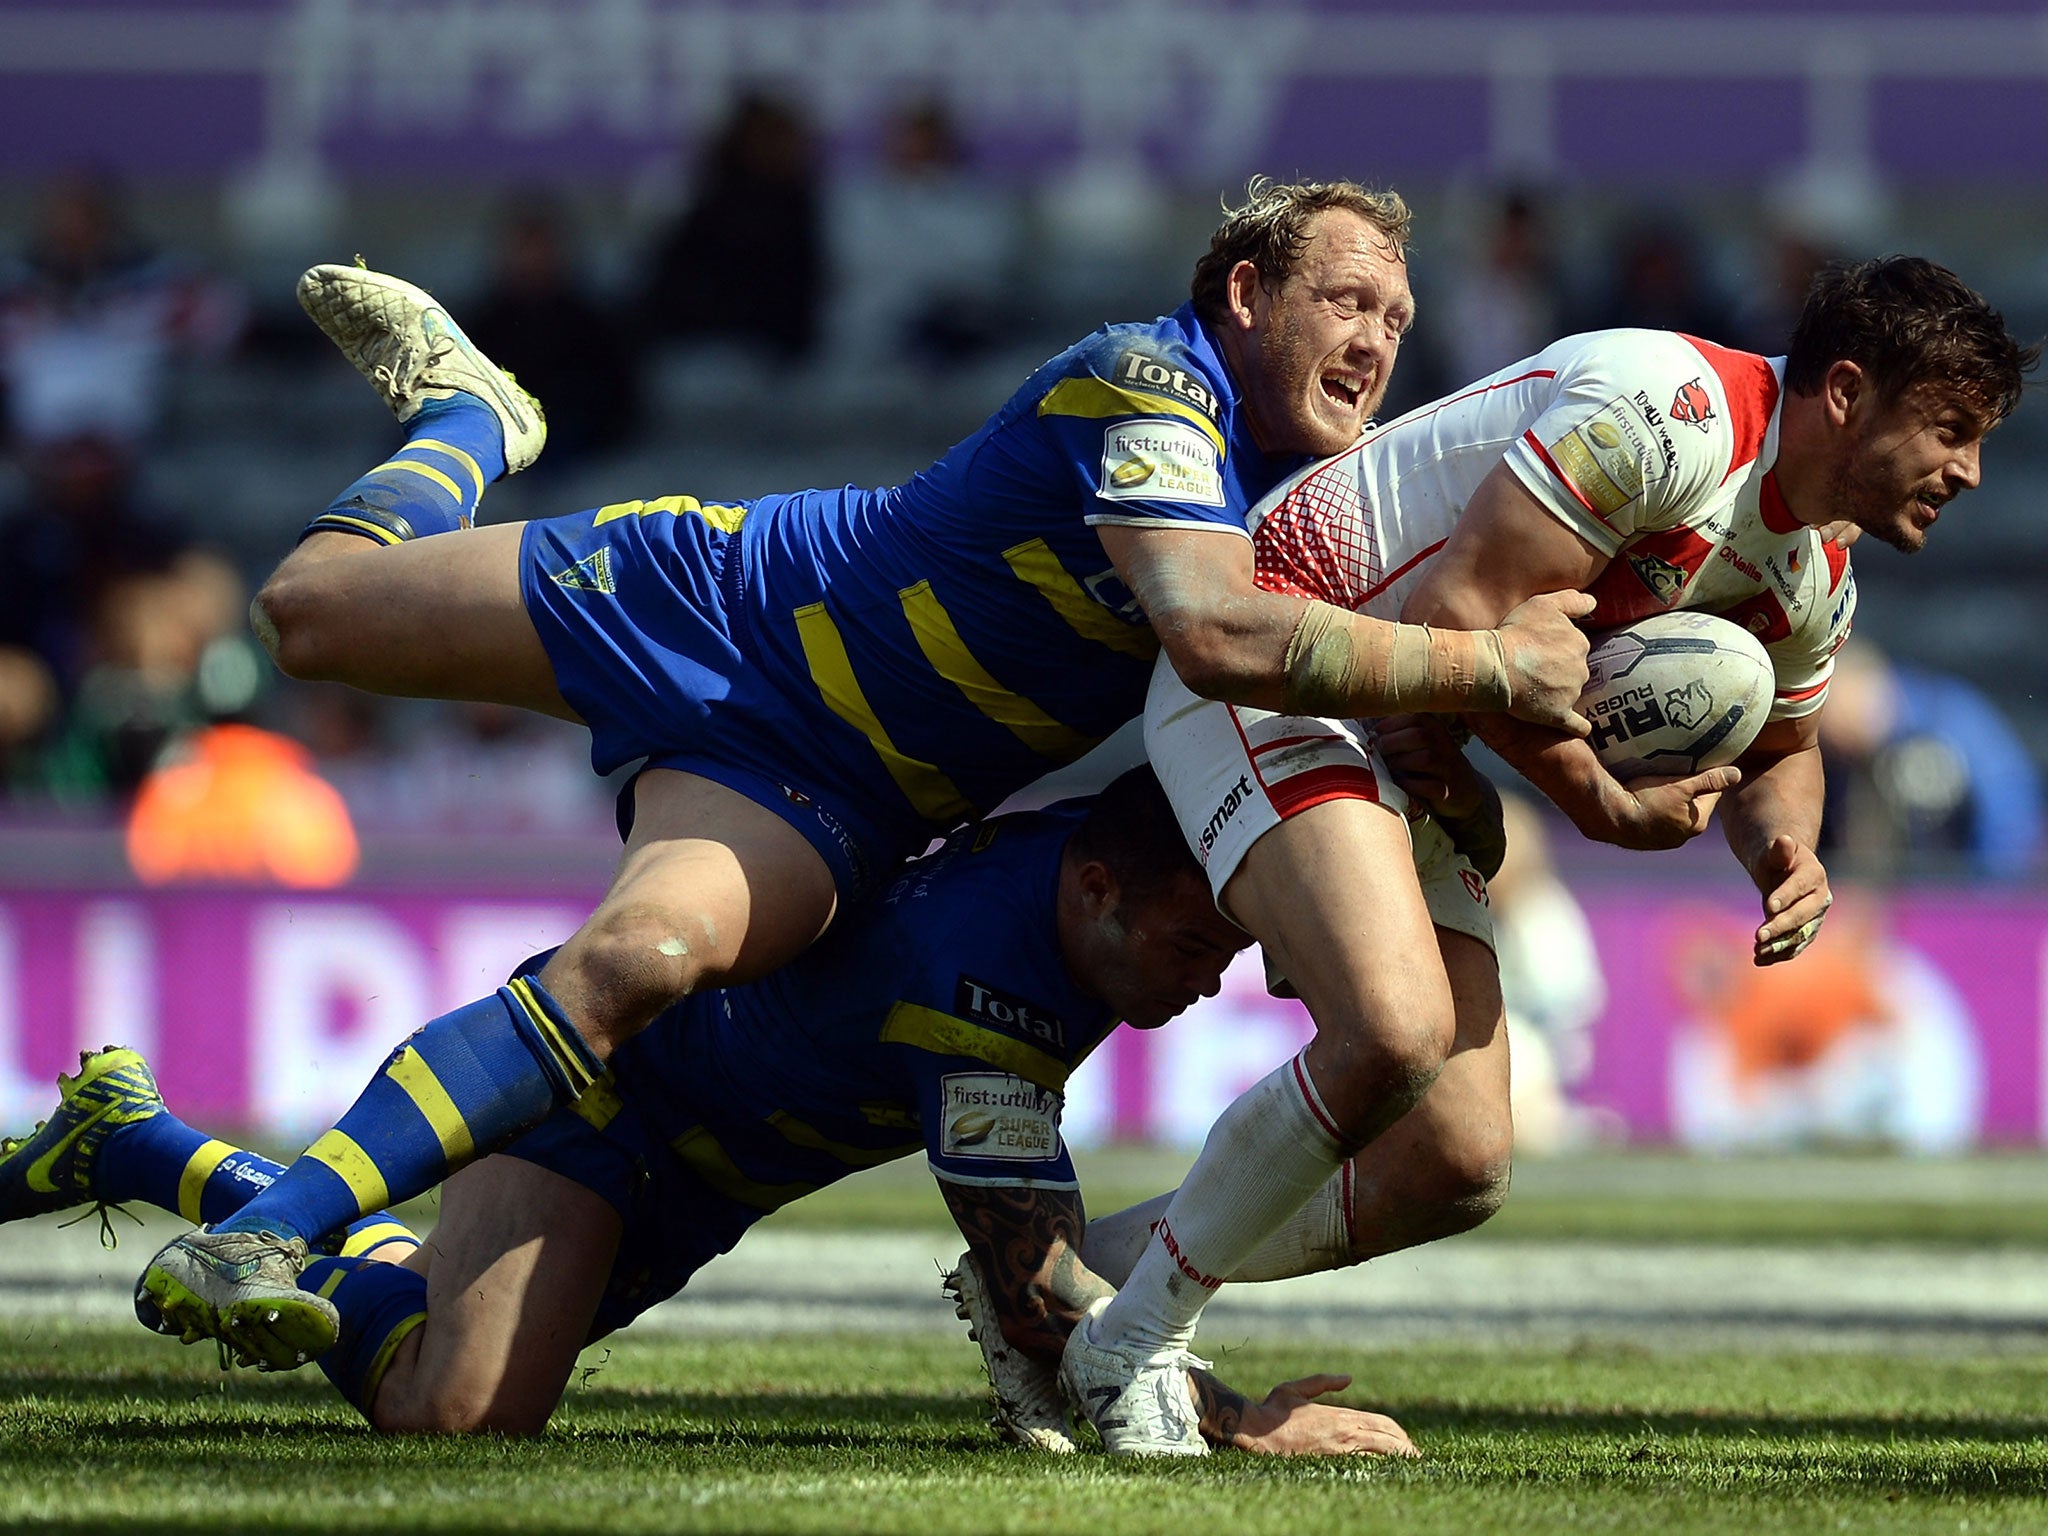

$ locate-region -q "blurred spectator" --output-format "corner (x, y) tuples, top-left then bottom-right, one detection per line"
(1436, 187), (1562, 387)
(127, 721), (358, 888)
(1819, 638), (2043, 880)
(1666, 901), (1984, 1154)
(639, 91), (825, 363)
(827, 96), (1024, 371)
(1574, 215), (1735, 343)
(38, 545), (255, 801)
(1490, 794), (1609, 1154)
(295, 690), (613, 839)
(0, 173), (244, 451)
(1734, 164), (1891, 356)
(1732, 220), (1837, 360)
(460, 200), (640, 472)
(0, 434), (194, 699)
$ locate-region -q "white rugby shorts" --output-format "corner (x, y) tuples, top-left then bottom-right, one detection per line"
(1143, 653), (1494, 953)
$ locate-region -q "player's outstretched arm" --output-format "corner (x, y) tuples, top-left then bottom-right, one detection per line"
(1719, 717), (1832, 965)
(938, 1176), (1108, 1361)
(1095, 523), (1591, 731)
(1191, 1371), (1420, 1458)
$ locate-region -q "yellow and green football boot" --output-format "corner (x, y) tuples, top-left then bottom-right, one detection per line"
(0, 1046), (165, 1222)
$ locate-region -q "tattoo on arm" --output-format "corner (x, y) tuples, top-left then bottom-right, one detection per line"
(939, 1179), (1113, 1361)
(1188, 1369), (1250, 1449)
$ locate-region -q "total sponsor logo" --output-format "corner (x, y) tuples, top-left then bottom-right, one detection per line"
(1114, 348), (1220, 420)
(940, 1072), (1059, 1161)
(1197, 773), (1257, 861)
(956, 975), (1067, 1051)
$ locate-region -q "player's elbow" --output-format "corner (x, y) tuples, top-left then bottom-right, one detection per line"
(1152, 610), (1265, 705)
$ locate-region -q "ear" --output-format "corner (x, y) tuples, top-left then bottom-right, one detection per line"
(1074, 858), (1121, 918)
(1821, 359), (1864, 428)
(1223, 259), (1264, 333)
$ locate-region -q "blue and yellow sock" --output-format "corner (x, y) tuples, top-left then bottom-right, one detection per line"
(94, 1111), (416, 1251)
(302, 393), (507, 545)
(301, 1255), (430, 1421)
(217, 977), (603, 1248)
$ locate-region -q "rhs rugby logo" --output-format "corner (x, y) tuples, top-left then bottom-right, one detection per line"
(1671, 378), (1715, 431)
(1663, 679), (1714, 731)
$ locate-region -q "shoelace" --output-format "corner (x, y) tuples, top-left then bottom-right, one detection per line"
(56, 1199), (143, 1250)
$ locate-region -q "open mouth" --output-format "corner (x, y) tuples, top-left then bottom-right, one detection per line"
(1321, 372), (1364, 410)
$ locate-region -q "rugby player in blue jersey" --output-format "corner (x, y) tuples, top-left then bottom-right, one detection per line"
(138, 179), (1594, 1368)
(6, 771), (1416, 1456)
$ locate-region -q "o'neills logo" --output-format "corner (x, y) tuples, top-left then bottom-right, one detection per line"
(1158, 1220), (1224, 1289)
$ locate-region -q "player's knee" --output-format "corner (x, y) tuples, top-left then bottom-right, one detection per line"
(251, 563), (340, 680)
(1357, 1004), (1458, 1115)
(1425, 1132), (1512, 1238)
(550, 902), (716, 1038)
(376, 1389), (551, 1438)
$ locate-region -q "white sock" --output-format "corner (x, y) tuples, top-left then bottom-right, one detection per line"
(1228, 1163), (1354, 1281)
(1083, 1165), (1354, 1288)
(1092, 1051), (1345, 1354)
(1080, 1194), (1170, 1287)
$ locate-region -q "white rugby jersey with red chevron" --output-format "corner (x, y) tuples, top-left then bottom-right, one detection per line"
(1247, 328), (1855, 721)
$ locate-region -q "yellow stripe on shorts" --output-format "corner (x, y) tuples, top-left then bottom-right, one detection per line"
(592, 495), (748, 532)
(767, 1111), (920, 1167)
(1002, 540), (1160, 661)
(793, 602), (973, 824)
(897, 581), (1093, 759)
(670, 1126), (817, 1211)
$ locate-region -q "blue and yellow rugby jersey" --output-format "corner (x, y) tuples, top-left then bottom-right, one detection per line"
(732, 304), (1290, 837)
(605, 804), (1113, 1202)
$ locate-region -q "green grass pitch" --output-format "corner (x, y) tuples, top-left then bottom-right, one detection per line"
(3, 1149), (2048, 1534)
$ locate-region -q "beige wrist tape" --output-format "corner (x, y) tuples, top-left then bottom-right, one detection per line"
(1281, 601), (1513, 716)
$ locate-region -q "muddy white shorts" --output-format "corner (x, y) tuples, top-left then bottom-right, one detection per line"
(1143, 654), (1494, 952)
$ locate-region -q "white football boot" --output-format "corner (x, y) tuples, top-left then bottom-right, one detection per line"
(1059, 1297), (1210, 1457)
(942, 1252), (1076, 1453)
(135, 1228), (339, 1371)
(297, 263), (546, 473)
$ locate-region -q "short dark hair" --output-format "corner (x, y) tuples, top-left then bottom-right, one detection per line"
(1066, 767), (1203, 909)
(1784, 255), (2038, 424)
(1189, 176), (1412, 327)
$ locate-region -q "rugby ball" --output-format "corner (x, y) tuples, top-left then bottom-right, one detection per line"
(1578, 610), (1772, 780)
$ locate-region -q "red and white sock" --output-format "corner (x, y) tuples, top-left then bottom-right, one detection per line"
(1091, 1050), (1345, 1354)
(1083, 1162), (1353, 1290)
